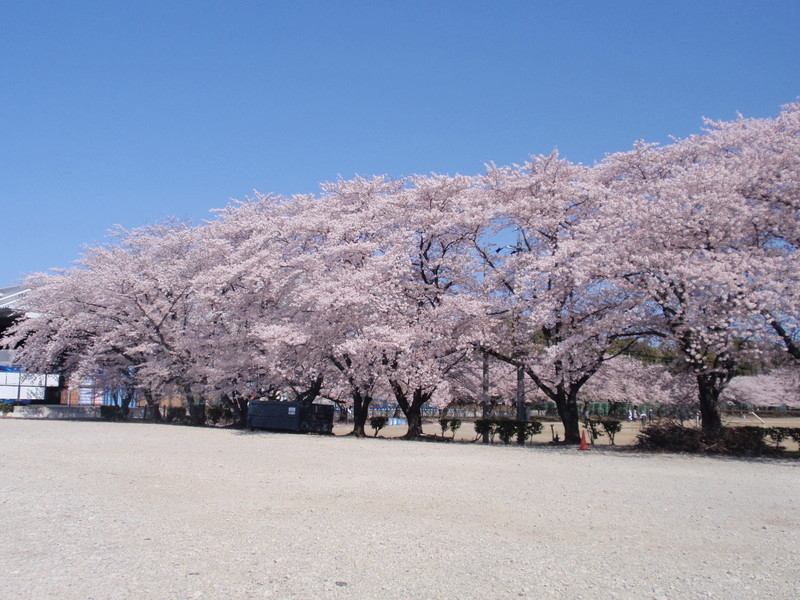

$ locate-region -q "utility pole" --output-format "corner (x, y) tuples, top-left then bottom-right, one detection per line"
(481, 350), (490, 444)
(516, 364), (526, 444)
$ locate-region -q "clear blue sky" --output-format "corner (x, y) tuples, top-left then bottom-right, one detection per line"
(2, 1), (798, 285)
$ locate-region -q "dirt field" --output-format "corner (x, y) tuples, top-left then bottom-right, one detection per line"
(1, 419), (798, 600)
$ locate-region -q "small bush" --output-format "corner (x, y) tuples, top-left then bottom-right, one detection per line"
(765, 426), (797, 449)
(0, 402), (13, 414)
(369, 416), (388, 437)
(207, 404), (223, 425)
(474, 419), (543, 444)
(474, 419), (496, 442)
(448, 418), (462, 439)
(206, 404), (234, 426)
(100, 405), (125, 421)
(717, 427), (774, 456)
(165, 406), (187, 424)
(599, 419), (623, 445)
(636, 422), (778, 456)
(583, 419), (604, 444)
(496, 420), (518, 444)
(517, 420), (543, 444)
(789, 428), (800, 446)
(438, 418), (462, 440)
(525, 419), (544, 436)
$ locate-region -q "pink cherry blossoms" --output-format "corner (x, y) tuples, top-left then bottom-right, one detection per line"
(4, 102), (799, 440)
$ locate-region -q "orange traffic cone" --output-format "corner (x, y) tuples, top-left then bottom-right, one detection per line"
(579, 430), (589, 451)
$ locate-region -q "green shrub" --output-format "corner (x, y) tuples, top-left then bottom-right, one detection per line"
(496, 420), (518, 444)
(474, 419), (496, 442)
(636, 423), (777, 456)
(100, 405), (125, 421)
(516, 420), (543, 444)
(599, 418), (623, 445)
(474, 419), (543, 444)
(369, 416), (388, 437)
(165, 406), (187, 424)
(438, 418), (462, 440)
(719, 427), (774, 456)
(0, 403), (13, 414)
(789, 428), (800, 445)
(525, 419), (543, 437)
(207, 404), (223, 425)
(448, 418), (462, 439)
(583, 418), (604, 444)
(206, 404), (234, 426)
(765, 427), (796, 448)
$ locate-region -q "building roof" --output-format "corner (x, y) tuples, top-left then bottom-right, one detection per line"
(0, 286), (29, 311)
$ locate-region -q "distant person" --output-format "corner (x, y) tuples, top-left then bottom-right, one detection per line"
(640, 411), (648, 428)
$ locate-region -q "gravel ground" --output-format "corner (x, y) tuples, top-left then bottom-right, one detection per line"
(1, 419), (798, 600)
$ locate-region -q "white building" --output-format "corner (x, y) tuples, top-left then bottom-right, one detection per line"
(1, 285), (61, 403)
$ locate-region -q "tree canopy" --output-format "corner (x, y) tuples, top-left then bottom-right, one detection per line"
(5, 103), (799, 440)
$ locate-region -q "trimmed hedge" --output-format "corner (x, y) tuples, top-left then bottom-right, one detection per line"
(164, 406), (187, 424)
(474, 419), (543, 444)
(100, 405), (125, 421)
(635, 422), (794, 456)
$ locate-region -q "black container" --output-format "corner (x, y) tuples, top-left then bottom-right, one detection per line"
(247, 400), (334, 434)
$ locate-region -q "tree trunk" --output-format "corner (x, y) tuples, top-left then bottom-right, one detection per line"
(696, 373), (724, 432)
(485, 349), (588, 445)
(481, 352), (490, 444)
(234, 394), (249, 427)
(520, 370), (581, 445)
(296, 374), (324, 405)
(120, 387), (134, 419)
(141, 390), (162, 423)
(516, 365), (526, 445)
(220, 393), (248, 428)
(329, 355), (375, 436)
(403, 401), (424, 439)
(184, 391), (206, 426)
(553, 388), (581, 444)
(389, 380), (429, 439)
(350, 391), (372, 438)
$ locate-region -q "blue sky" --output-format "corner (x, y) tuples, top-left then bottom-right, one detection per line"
(2, 1), (799, 285)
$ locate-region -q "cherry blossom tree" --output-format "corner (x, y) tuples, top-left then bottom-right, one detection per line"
(475, 153), (653, 443)
(580, 355), (696, 412)
(6, 102), (798, 444)
(4, 267), (142, 411)
(593, 108), (796, 431)
(722, 368), (800, 409)
(7, 221), (245, 423)
(298, 174), (487, 438)
(198, 193), (342, 421)
(698, 103), (800, 362)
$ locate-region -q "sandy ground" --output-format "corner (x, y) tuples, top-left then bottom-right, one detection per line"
(1, 419), (798, 600)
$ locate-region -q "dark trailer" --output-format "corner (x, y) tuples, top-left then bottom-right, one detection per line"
(247, 400), (334, 434)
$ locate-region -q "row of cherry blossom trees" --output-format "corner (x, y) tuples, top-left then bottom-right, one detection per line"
(5, 103), (799, 441)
